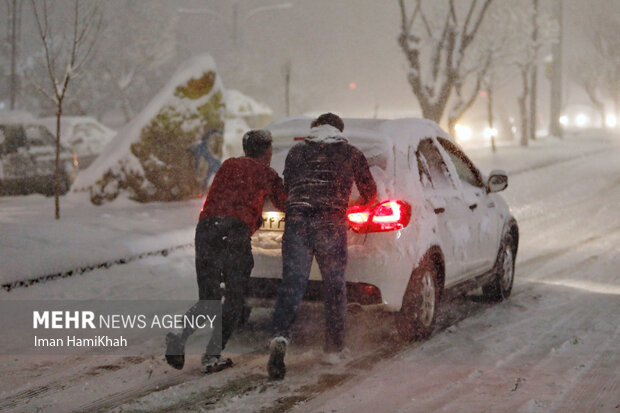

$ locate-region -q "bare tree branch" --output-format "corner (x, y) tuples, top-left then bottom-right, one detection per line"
(24, 70), (56, 103)
(417, 2), (433, 38)
(448, 0), (457, 25)
(462, 0), (493, 50)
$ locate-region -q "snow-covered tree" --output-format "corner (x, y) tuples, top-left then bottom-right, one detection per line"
(92, 1), (177, 123)
(397, 0), (494, 125)
(28, 0), (102, 218)
(474, 5), (524, 151)
(444, 1), (520, 138)
(495, 1), (557, 146)
(576, 1), (620, 128)
(571, 53), (607, 126)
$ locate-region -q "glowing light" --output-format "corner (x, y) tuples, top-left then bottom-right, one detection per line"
(575, 113), (589, 127)
(349, 82), (357, 90)
(372, 201), (402, 223)
(455, 124), (472, 142)
(347, 200), (411, 233)
(480, 91), (487, 98)
(605, 114), (617, 128)
(348, 211), (369, 224)
(483, 127), (498, 140)
(559, 115), (569, 126)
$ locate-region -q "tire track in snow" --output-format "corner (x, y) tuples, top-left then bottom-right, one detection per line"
(0, 355), (158, 413)
(403, 305), (586, 411)
(550, 324), (620, 412)
(435, 299), (614, 412)
(517, 223), (620, 279)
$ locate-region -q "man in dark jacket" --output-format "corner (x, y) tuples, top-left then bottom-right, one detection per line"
(268, 113), (377, 379)
(166, 129), (286, 374)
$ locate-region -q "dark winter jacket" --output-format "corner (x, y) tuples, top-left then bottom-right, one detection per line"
(283, 125), (377, 221)
(199, 156), (286, 234)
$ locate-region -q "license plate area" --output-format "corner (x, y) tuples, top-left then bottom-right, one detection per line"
(260, 211), (285, 231)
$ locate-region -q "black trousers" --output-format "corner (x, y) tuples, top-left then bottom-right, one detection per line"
(181, 216), (254, 356)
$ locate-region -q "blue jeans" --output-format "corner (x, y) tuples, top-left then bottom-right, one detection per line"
(272, 218), (348, 352)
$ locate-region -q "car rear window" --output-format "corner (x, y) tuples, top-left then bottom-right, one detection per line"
(271, 136), (388, 173)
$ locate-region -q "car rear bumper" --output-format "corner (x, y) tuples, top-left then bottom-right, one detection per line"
(246, 277), (384, 306)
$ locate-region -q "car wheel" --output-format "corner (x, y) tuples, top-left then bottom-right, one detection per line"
(395, 258), (439, 342)
(482, 234), (515, 302)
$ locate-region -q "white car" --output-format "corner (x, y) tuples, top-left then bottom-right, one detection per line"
(0, 112), (74, 196)
(38, 116), (116, 169)
(248, 117), (519, 341)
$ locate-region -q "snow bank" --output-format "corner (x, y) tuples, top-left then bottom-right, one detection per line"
(71, 54), (226, 204)
(0, 194), (201, 286)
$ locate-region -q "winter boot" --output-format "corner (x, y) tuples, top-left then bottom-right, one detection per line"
(267, 336), (288, 380)
(201, 354), (233, 374)
(165, 332), (185, 370)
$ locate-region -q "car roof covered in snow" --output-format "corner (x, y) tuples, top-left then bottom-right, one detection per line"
(266, 117), (454, 151)
(0, 110), (38, 125)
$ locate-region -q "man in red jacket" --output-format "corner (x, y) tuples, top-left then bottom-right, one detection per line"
(166, 129), (286, 373)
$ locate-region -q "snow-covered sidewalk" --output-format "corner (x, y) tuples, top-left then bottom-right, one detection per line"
(0, 194), (202, 286)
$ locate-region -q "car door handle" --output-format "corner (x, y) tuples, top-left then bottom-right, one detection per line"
(434, 207), (445, 214)
(469, 204), (478, 210)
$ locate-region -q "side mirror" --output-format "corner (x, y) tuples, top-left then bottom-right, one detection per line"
(487, 169), (508, 193)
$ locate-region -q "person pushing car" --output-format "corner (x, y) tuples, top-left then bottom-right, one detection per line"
(268, 113), (377, 379)
(166, 129), (286, 374)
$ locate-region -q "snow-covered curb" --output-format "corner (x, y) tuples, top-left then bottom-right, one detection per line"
(1, 243), (192, 292)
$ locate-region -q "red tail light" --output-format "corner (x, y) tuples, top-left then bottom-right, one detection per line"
(347, 200), (412, 233)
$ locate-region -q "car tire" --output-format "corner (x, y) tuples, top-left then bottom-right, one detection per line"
(395, 257), (440, 342)
(482, 233), (515, 302)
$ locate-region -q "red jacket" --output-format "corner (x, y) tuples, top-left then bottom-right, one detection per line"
(199, 156), (286, 234)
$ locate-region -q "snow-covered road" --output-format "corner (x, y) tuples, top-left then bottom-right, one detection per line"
(1, 133), (618, 412)
(294, 143), (620, 413)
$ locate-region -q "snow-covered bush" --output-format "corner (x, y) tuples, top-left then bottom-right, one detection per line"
(73, 55), (225, 205)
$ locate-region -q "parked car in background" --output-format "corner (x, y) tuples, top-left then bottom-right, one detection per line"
(0, 111), (75, 196)
(248, 117), (519, 341)
(38, 116), (116, 169)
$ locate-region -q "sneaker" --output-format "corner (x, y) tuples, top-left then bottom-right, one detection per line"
(165, 332), (185, 370)
(201, 354), (233, 374)
(321, 348), (351, 365)
(267, 336), (288, 380)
